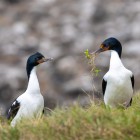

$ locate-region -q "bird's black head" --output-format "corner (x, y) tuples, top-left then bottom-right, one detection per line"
(26, 52), (53, 79)
(94, 37), (122, 58)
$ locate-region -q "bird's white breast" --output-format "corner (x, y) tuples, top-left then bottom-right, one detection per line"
(103, 50), (133, 108)
(10, 63), (45, 127)
(104, 67), (133, 107)
(19, 92), (44, 117)
(11, 93), (44, 127)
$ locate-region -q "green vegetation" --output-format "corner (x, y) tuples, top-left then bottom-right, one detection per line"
(84, 49), (101, 76)
(84, 49), (92, 59)
(0, 93), (140, 140)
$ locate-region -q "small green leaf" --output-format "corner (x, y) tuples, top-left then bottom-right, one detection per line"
(84, 49), (91, 59)
(84, 49), (101, 76)
(94, 68), (101, 76)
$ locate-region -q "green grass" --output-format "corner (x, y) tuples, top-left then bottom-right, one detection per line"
(1, 92), (140, 140)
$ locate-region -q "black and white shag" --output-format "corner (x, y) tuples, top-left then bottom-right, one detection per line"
(7, 52), (52, 127)
(94, 37), (134, 108)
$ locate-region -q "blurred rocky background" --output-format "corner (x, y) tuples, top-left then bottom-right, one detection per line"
(0, 0), (140, 115)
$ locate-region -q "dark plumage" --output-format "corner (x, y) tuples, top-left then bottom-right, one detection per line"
(102, 79), (107, 96)
(26, 52), (46, 79)
(7, 100), (20, 120)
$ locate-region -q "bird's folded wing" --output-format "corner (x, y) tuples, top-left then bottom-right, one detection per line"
(102, 78), (107, 96)
(131, 75), (134, 90)
(7, 99), (20, 120)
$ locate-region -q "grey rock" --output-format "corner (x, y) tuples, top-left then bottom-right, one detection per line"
(0, 0), (139, 114)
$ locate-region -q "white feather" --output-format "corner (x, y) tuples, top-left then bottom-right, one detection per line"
(104, 51), (133, 108)
(11, 67), (44, 127)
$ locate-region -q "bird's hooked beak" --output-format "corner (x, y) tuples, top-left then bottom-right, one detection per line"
(37, 57), (53, 64)
(91, 44), (110, 56)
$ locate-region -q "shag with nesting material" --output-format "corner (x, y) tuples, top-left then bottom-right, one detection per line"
(7, 52), (53, 127)
(93, 37), (134, 108)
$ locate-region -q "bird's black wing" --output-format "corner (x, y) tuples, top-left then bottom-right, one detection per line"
(131, 75), (134, 90)
(102, 78), (107, 96)
(128, 75), (134, 107)
(7, 99), (20, 120)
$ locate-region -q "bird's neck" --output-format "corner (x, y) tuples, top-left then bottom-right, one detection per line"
(113, 46), (122, 58)
(109, 50), (124, 70)
(26, 67), (41, 94)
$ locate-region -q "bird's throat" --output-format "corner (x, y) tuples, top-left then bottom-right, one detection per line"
(109, 50), (124, 70)
(26, 67), (40, 94)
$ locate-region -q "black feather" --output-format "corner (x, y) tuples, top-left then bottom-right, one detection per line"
(131, 75), (134, 89)
(127, 98), (132, 107)
(26, 52), (44, 79)
(127, 75), (134, 107)
(7, 100), (20, 120)
(102, 79), (107, 96)
(42, 109), (44, 114)
(129, 98), (132, 106)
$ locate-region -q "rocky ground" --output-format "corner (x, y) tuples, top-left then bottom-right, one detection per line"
(0, 0), (140, 114)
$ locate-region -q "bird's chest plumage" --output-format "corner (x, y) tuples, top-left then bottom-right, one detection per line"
(18, 93), (44, 118)
(104, 69), (133, 107)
